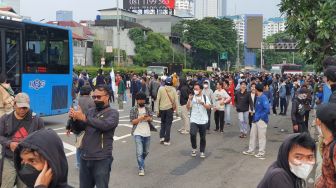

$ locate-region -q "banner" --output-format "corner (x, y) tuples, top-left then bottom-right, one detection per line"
(123, 0), (175, 10)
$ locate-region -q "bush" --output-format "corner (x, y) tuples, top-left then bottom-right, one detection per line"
(74, 66), (146, 78)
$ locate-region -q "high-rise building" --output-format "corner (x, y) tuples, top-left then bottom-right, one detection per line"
(56, 10), (73, 21)
(263, 17), (286, 39)
(1, 0), (20, 14)
(226, 15), (245, 43)
(175, 0), (193, 17)
(194, 0), (227, 19)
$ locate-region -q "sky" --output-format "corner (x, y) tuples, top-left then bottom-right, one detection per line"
(19, 0), (282, 22)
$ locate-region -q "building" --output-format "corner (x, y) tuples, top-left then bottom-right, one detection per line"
(175, 0), (192, 17)
(56, 10), (73, 21)
(263, 17), (286, 39)
(0, 0), (20, 14)
(194, 0), (227, 19)
(226, 15), (245, 43)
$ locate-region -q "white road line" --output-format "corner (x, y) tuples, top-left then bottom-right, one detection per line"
(53, 127), (65, 131)
(119, 119), (130, 122)
(63, 142), (76, 157)
(119, 124), (133, 128)
(119, 115), (129, 119)
(114, 134), (131, 140)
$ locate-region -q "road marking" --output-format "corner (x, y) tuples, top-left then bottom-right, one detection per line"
(114, 134), (131, 140)
(53, 127), (65, 131)
(119, 124), (133, 128)
(63, 141), (76, 157)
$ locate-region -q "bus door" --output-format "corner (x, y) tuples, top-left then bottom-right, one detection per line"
(1, 29), (22, 93)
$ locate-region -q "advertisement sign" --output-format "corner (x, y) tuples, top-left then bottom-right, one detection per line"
(123, 0), (175, 10)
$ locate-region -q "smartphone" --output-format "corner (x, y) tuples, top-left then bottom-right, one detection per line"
(73, 100), (79, 111)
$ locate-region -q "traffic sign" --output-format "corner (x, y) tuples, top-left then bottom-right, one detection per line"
(220, 52), (228, 60)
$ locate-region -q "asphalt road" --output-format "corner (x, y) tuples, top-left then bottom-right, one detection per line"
(42, 100), (317, 188)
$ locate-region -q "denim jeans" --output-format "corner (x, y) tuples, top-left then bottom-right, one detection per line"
(76, 148), (82, 168)
(280, 97), (287, 114)
(80, 157), (113, 188)
(190, 123), (207, 152)
(134, 135), (150, 170)
(225, 104), (232, 124)
(159, 108), (174, 142)
(206, 109), (211, 130)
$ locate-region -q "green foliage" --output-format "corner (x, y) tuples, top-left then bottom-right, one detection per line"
(279, 0), (336, 71)
(173, 17), (238, 69)
(74, 66), (146, 78)
(128, 28), (175, 66)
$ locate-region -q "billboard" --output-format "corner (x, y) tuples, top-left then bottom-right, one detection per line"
(123, 0), (175, 10)
(246, 15), (263, 49)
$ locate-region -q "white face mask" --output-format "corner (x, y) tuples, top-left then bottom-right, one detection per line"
(194, 90), (200, 95)
(289, 161), (314, 179)
(203, 84), (209, 89)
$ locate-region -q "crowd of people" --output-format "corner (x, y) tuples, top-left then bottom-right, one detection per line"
(0, 54), (335, 187)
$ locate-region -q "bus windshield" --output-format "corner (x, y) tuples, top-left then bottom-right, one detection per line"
(147, 66), (167, 75)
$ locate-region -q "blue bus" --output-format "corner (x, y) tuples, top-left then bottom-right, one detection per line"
(0, 18), (73, 116)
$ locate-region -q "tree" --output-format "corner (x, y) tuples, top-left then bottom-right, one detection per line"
(129, 28), (176, 66)
(172, 17), (238, 69)
(279, 0), (336, 71)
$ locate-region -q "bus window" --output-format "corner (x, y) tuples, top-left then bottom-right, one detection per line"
(5, 30), (20, 92)
(24, 24), (48, 73)
(48, 28), (69, 74)
(24, 24), (69, 74)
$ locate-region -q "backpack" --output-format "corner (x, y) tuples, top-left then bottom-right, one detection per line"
(329, 140), (336, 181)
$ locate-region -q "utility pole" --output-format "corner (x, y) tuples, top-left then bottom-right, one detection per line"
(292, 52), (295, 64)
(117, 0), (121, 66)
(260, 42), (263, 70)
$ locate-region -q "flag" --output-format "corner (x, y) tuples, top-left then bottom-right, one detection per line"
(163, 0), (175, 9)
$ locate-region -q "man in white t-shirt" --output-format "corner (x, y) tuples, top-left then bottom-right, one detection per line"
(130, 92), (154, 176)
(187, 83), (211, 158)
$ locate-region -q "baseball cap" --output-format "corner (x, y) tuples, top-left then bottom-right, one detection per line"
(165, 77), (172, 85)
(15, 93), (30, 108)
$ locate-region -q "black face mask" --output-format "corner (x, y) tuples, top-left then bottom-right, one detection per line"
(18, 164), (42, 188)
(94, 101), (105, 110)
(138, 103), (145, 107)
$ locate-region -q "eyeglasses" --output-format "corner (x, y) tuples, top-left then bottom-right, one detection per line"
(92, 95), (107, 100)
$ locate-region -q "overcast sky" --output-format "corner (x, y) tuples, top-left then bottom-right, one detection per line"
(20, 0), (282, 22)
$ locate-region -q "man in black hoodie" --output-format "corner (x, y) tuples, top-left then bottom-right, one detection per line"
(258, 133), (315, 188)
(13, 129), (72, 188)
(178, 78), (191, 134)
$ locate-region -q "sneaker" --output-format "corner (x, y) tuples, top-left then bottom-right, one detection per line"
(191, 149), (197, 157)
(138, 169), (145, 176)
(160, 138), (164, 144)
(181, 130), (189, 135)
(200, 152), (206, 158)
(242, 151), (255, 156)
(163, 142), (171, 146)
(123, 101), (127, 104)
(220, 130), (224, 133)
(227, 123), (231, 127)
(177, 129), (183, 132)
(255, 153), (265, 158)
(213, 129), (219, 132)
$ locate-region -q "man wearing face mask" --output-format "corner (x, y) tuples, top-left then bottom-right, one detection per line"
(291, 88), (309, 133)
(315, 103), (336, 188)
(130, 92), (156, 176)
(258, 133), (316, 188)
(0, 93), (44, 188)
(202, 80), (214, 133)
(14, 129), (73, 188)
(69, 85), (119, 188)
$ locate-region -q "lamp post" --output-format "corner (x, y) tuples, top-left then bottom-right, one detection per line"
(117, 0), (121, 66)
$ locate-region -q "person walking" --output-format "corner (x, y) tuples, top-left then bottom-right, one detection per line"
(235, 81), (250, 138)
(187, 83), (211, 158)
(279, 79), (287, 115)
(178, 78), (191, 135)
(0, 75), (14, 117)
(243, 83), (270, 158)
(117, 75), (126, 111)
(156, 77), (178, 146)
(149, 74), (161, 112)
(130, 92), (155, 176)
(224, 79), (234, 126)
(130, 75), (141, 107)
(202, 80), (214, 133)
(213, 81), (231, 133)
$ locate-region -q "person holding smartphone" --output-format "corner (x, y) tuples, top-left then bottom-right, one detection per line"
(130, 92), (155, 176)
